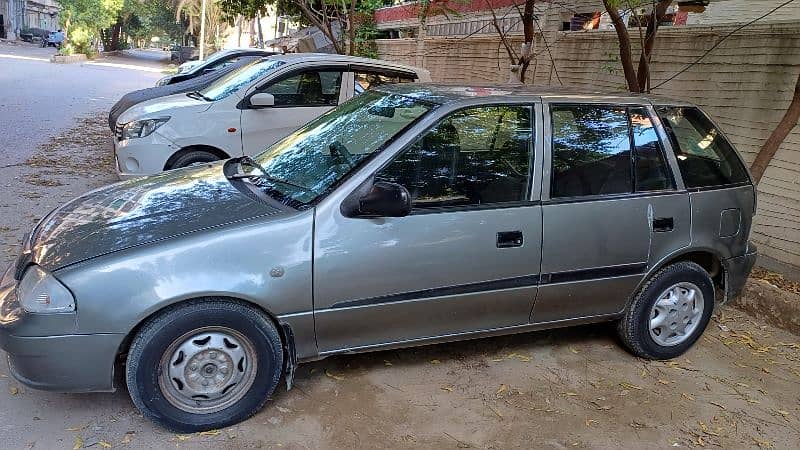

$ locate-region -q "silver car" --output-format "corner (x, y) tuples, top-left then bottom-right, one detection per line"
(0, 85), (757, 432)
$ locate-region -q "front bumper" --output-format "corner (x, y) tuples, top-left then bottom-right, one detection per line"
(0, 264), (123, 392)
(724, 243), (758, 300)
(113, 132), (177, 179)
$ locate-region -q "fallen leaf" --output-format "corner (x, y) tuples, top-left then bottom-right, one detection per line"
(657, 379), (671, 385)
(383, 360), (392, 366)
(199, 430), (221, 436)
(175, 435), (192, 441)
(569, 347), (579, 354)
(324, 369), (345, 381)
(681, 393), (695, 401)
(709, 401), (726, 410)
(619, 382), (642, 390)
(585, 419), (598, 427)
(99, 441), (112, 448)
(429, 359), (441, 364)
(440, 385), (453, 392)
(121, 432), (134, 444)
(73, 436), (84, 450)
(495, 384), (508, 397)
(563, 392), (578, 397)
(752, 437), (773, 448)
(66, 425), (88, 432)
(9, 386), (19, 395)
(776, 410), (790, 418)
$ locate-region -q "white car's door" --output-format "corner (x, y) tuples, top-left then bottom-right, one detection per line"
(240, 67), (349, 156)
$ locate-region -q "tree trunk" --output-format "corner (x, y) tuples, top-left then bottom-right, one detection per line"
(750, 71), (800, 184)
(347, 0), (357, 55)
(636, 0), (671, 92)
(296, 1), (345, 54)
(603, 0), (640, 93)
(517, 0), (535, 82)
(256, 10), (264, 48)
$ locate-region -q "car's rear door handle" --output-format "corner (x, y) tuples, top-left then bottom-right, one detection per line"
(497, 231), (523, 248)
(653, 217), (674, 232)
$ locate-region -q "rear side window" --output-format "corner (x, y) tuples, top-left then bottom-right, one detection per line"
(354, 71), (416, 95)
(656, 106), (749, 188)
(550, 104), (675, 198)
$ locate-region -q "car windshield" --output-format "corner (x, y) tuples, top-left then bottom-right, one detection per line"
(200, 59), (285, 101)
(248, 90), (433, 206)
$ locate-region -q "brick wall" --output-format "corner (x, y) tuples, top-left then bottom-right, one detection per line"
(376, 21), (800, 271)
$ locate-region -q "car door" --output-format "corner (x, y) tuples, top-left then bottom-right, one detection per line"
(240, 67), (349, 156)
(532, 102), (690, 323)
(313, 103), (543, 353)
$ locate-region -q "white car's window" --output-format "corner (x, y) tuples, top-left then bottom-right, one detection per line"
(250, 91), (432, 206)
(200, 59), (285, 101)
(261, 70), (343, 106)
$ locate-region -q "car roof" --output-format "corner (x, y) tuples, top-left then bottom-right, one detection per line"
(267, 53), (426, 75)
(374, 83), (694, 107)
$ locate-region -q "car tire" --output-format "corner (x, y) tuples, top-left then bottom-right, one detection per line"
(617, 261), (714, 360)
(169, 150), (221, 169)
(125, 299), (283, 432)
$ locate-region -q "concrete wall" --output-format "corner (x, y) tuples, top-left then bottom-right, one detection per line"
(376, 21), (800, 272)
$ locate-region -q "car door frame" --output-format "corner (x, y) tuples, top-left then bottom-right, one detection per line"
(311, 96), (547, 355)
(239, 62), (351, 110)
(532, 96), (691, 323)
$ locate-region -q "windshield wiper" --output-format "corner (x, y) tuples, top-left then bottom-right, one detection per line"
(229, 156), (317, 194)
(186, 91), (210, 101)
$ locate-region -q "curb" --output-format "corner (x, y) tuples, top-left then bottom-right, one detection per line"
(51, 54), (87, 63)
(732, 278), (800, 335)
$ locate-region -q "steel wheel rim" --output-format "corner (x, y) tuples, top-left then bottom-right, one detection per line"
(158, 326), (258, 414)
(648, 282), (704, 347)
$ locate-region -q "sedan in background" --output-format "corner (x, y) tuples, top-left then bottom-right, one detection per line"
(113, 53), (430, 178)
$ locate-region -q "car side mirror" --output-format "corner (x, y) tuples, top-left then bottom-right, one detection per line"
(249, 92), (275, 108)
(343, 181), (411, 218)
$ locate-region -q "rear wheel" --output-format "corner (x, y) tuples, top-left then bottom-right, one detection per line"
(618, 262), (714, 360)
(169, 150), (221, 169)
(126, 299), (283, 432)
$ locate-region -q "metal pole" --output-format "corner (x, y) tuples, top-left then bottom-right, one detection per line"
(199, 0), (206, 60)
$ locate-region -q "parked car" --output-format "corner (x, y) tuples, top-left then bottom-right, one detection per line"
(0, 85), (757, 432)
(113, 53), (431, 178)
(108, 56), (263, 131)
(157, 48), (280, 87)
(41, 30), (64, 48)
(18, 27), (49, 43)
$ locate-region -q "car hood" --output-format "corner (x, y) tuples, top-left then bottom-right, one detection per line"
(27, 163), (283, 272)
(117, 92), (211, 124)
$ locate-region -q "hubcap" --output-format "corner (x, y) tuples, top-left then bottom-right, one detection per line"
(648, 282), (705, 347)
(158, 327), (257, 414)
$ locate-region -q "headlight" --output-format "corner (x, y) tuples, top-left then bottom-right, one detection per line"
(121, 117), (170, 140)
(17, 265), (75, 313)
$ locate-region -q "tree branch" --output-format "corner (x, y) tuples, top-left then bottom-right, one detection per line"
(750, 71), (800, 184)
(603, 0), (640, 93)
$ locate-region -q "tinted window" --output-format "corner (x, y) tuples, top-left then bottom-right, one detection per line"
(551, 105), (632, 198)
(657, 106), (749, 188)
(200, 59), (285, 101)
(377, 106), (533, 209)
(262, 70), (343, 106)
(630, 107), (673, 191)
(354, 71), (416, 95)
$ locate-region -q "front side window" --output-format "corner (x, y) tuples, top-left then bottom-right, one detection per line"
(250, 91), (433, 205)
(376, 105), (533, 209)
(262, 70), (343, 106)
(656, 106), (749, 188)
(354, 71), (416, 95)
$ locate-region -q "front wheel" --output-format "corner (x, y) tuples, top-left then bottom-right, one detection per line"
(125, 299), (283, 432)
(618, 261), (714, 360)
(169, 150), (221, 170)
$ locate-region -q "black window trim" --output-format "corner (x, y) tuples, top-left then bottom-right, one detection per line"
(546, 102), (680, 203)
(373, 102), (539, 215)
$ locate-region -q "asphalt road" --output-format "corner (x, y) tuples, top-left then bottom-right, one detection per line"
(0, 43), (166, 166)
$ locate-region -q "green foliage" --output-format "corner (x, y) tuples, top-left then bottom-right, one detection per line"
(56, 0), (124, 53)
(122, 0), (184, 43)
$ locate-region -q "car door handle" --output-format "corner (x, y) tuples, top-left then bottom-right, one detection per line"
(497, 231), (523, 248)
(653, 217), (674, 232)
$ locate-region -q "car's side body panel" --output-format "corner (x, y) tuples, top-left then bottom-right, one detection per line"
(55, 209), (318, 359)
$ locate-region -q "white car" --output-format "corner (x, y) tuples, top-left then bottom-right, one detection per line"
(113, 53), (431, 178)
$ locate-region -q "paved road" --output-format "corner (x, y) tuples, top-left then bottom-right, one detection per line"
(0, 43), (167, 166)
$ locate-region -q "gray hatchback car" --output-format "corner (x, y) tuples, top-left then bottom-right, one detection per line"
(0, 84), (757, 431)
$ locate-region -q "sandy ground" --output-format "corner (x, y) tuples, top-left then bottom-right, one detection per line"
(0, 115), (798, 450)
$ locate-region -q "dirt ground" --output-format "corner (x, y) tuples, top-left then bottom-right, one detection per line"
(0, 117), (799, 449)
